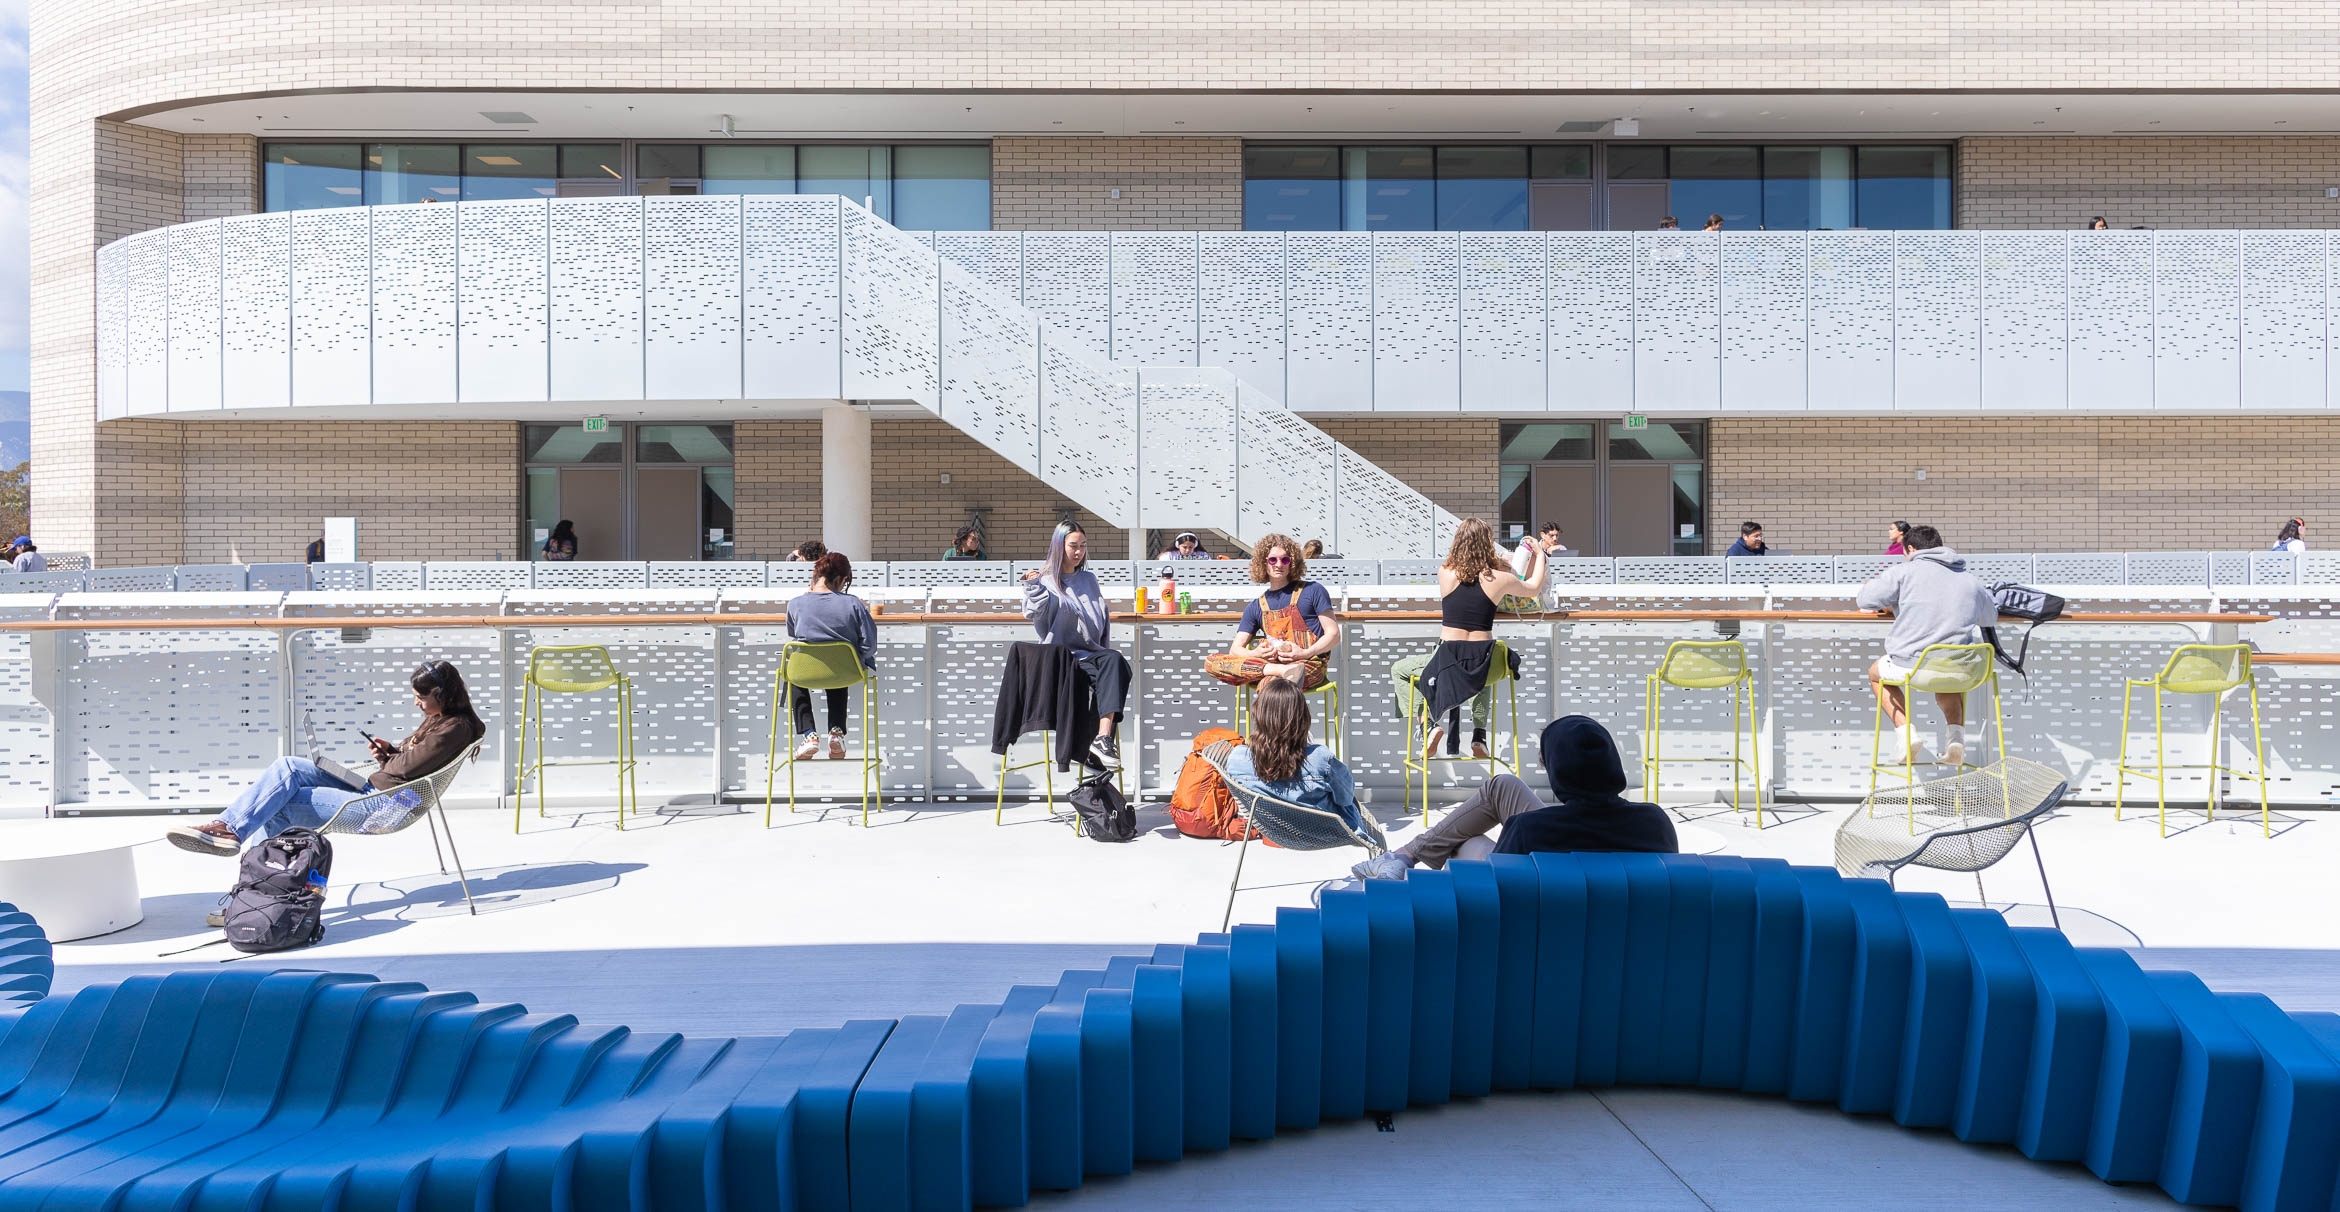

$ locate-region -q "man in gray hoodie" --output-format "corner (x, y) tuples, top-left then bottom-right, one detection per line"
(1855, 524), (1998, 766)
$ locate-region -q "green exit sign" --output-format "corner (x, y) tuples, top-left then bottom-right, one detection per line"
(582, 416), (609, 433)
(1622, 413), (1648, 430)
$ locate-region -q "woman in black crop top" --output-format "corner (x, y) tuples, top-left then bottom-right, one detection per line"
(1393, 518), (1551, 762)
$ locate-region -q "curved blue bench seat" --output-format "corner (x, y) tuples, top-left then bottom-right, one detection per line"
(0, 862), (2335, 1210)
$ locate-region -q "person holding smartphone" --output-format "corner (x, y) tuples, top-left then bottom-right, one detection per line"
(165, 661), (487, 856)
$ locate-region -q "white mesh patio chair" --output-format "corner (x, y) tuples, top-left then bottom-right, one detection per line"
(1202, 740), (1389, 931)
(1835, 756), (2066, 929)
(317, 738), (483, 915)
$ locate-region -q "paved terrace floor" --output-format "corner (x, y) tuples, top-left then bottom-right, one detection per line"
(30, 783), (2340, 1210)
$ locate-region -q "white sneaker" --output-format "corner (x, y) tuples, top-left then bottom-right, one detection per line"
(1352, 853), (1412, 881)
(1906, 740), (1941, 766)
(793, 735), (823, 761)
(1942, 740), (1966, 767)
(827, 733), (847, 761)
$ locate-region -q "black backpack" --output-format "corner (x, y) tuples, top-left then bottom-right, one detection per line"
(1068, 775), (1137, 843)
(1981, 582), (2067, 680)
(222, 828), (333, 953)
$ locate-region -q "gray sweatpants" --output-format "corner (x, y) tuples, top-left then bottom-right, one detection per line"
(1397, 772), (1543, 869)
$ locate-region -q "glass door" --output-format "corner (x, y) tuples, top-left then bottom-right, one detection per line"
(523, 423), (736, 560)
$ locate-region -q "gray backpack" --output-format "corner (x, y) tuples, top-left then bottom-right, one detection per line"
(222, 828), (333, 953)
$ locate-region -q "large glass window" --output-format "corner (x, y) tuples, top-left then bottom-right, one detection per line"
(801, 145), (892, 218)
(1435, 146), (1528, 231)
(635, 424), (735, 463)
(1242, 146), (1340, 230)
(524, 424), (622, 464)
(1342, 146), (1434, 231)
(1856, 145), (1952, 230)
(893, 145), (992, 230)
(263, 144), (363, 210)
(1668, 146), (1760, 230)
(701, 145), (795, 195)
(1761, 145), (1854, 230)
(560, 144), (625, 186)
(365, 144), (460, 205)
(461, 144), (557, 200)
(1531, 145), (1593, 180)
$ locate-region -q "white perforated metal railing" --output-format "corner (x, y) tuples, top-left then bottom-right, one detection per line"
(11, 551), (2336, 595)
(0, 588), (2328, 816)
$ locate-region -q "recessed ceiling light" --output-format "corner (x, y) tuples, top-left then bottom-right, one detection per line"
(480, 111), (537, 124)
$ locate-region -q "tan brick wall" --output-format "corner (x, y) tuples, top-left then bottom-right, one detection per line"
(870, 417), (1129, 561)
(178, 421), (520, 563)
(733, 420), (822, 559)
(1312, 416), (1503, 527)
(1709, 417), (2337, 554)
(1958, 137), (2340, 229)
(992, 137), (1242, 231)
(182, 134), (258, 219)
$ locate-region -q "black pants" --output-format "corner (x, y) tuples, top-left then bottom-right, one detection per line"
(792, 686), (850, 736)
(1073, 649), (1131, 721)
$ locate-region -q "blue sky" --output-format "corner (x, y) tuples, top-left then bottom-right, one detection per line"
(0, 0), (22, 392)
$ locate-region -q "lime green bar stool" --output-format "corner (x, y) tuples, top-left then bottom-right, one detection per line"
(1642, 639), (1763, 826)
(1402, 641), (1520, 825)
(764, 640), (880, 827)
(994, 735), (1123, 835)
(2116, 643), (2269, 838)
(516, 644), (639, 831)
(1235, 678), (1344, 759)
(1868, 641), (2009, 833)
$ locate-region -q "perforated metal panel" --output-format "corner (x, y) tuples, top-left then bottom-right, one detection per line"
(1614, 557), (1726, 585)
(1199, 233), (1286, 403)
(2031, 552), (2125, 584)
(2068, 230), (2155, 409)
(220, 213), (292, 409)
(1632, 232), (1720, 411)
(1894, 232), (1982, 410)
(886, 562), (996, 588)
(1371, 233), (1460, 412)
(1037, 339), (1136, 526)
(1237, 385), (1335, 547)
(934, 231), (1022, 298)
(1831, 555), (1898, 584)
(2212, 551), (2255, 587)
(0, 572), (81, 594)
(1137, 560), (1255, 588)
(86, 568), (177, 593)
(717, 589), (925, 798)
(54, 594), (287, 807)
(1285, 233), (1374, 412)
(1720, 232), (1807, 409)
(743, 196), (842, 399)
(1962, 554), (2036, 583)
(172, 566), (247, 593)
(1547, 234), (1633, 411)
(549, 197), (644, 402)
(369, 563), (425, 591)
(1458, 233), (1545, 413)
(120, 230), (170, 415)
(1981, 231), (2067, 411)
(1306, 558), (1380, 585)
(1110, 232), (1198, 365)
(2302, 554), (2340, 586)
(2123, 552), (2211, 585)
(1374, 559), (1441, 585)
(245, 564), (312, 592)
(369, 203), (458, 406)
(289, 207), (370, 407)
(841, 203), (940, 405)
(2241, 229), (2326, 410)
(310, 564), (371, 591)
(644, 196), (742, 399)
(0, 599), (52, 807)
(285, 593), (505, 806)
(647, 562), (767, 589)
(1333, 444), (1431, 558)
(95, 241), (126, 419)
(1724, 556), (1836, 585)
(1545, 557), (1618, 585)
(1019, 232), (1110, 358)
(457, 200), (549, 403)
(2251, 551), (2302, 585)
(1138, 368), (1240, 536)
(422, 562), (531, 591)
(504, 592), (720, 800)
(166, 220), (221, 412)
(532, 562), (650, 590)
(2153, 231), (2241, 409)
(1807, 232), (1893, 411)
(940, 261), (1042, 473)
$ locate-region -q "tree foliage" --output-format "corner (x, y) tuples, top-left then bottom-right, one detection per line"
(0, 463), (27, 543)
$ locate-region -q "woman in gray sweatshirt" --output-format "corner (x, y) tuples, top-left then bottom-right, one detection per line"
(785, 552), (878, 761)
(1020, 521), (1130, 770)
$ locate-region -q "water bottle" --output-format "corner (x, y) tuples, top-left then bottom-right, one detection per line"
(1158, 569), (1177, 615)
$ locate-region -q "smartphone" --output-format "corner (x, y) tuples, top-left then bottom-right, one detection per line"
(357, 728), (379, 746)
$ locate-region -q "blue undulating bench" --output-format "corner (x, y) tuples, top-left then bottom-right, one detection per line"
(0, 857), (2335, 1210)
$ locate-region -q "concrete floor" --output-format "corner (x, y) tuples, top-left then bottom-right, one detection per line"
(24, 785), (2338, 1209)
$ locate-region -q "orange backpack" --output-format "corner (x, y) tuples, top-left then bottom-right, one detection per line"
(1169, 728), (1258, 841)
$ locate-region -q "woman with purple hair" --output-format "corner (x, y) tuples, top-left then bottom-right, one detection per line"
(1019, 520), (1129, 772)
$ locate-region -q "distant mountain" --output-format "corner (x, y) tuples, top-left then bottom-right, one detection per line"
(0, 392), (24, 468)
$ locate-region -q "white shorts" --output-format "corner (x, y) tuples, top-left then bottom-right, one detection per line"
(1876, 655), (1914, 683)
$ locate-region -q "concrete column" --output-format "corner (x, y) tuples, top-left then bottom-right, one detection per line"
(821, 405), (872, 560)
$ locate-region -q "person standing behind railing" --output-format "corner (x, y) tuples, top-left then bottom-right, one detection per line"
(943, 525), (987, 560)
(2272, 517), (2307, 553)
(1020, 521), (1130, 772)
(7, 538), (44, 574)
(1886, 520), (1912, 556)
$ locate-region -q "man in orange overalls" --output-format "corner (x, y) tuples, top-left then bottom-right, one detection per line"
(1204, 533), (1341, 690)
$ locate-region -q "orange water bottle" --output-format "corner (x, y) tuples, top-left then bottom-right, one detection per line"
(1158, 569), (1177, 614)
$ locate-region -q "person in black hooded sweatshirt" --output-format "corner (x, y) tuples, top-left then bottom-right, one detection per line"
(1353, 715), (1676, 880)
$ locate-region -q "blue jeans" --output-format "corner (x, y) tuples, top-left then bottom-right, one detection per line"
(219, 757), (364, 844)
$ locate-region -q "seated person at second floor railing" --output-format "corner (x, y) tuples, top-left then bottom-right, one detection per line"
(1205, 532), (1340, 689)
(1224, 678), (1367, 833)
(1354, 715), (1677, 880)
(1021, 520), (1130, 772)
(165, 661), (488, 856)
(1857, 523), (1998, 767)
(1395, 518), (1548, 761)
(1158, 531), (1213, 560)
